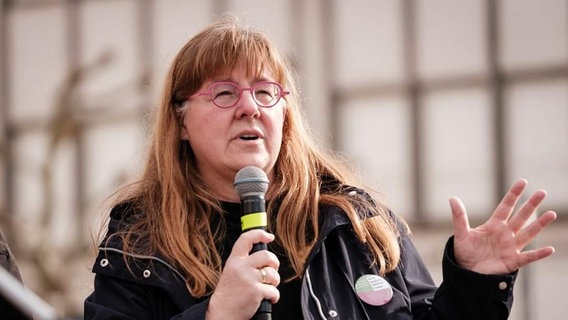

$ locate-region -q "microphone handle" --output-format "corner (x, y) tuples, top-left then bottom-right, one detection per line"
(250, 242), (272, 320)
(240, 195), (272, 320)
(252, 242), (267, 252)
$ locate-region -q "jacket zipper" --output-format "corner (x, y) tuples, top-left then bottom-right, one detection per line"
(305, 265), (329, 320)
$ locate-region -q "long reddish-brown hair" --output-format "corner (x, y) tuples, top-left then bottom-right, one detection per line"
(108, 13), (403, 297)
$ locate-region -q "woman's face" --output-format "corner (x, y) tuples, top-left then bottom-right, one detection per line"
(180, 63), (286, 198)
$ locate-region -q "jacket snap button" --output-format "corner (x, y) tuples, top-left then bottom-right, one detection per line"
(498, 281), (508, 290)
(328, 309), (338, 317)
(100, 259), (109, 267)
(143, 270), (151, 278)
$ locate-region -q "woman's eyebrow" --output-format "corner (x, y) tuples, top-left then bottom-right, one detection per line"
(210, 76), (234, 83)
(211, 78), (274, 85)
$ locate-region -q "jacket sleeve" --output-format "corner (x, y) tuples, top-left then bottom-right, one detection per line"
(399, 233), (517, 320)
(429, 236), (516, 320)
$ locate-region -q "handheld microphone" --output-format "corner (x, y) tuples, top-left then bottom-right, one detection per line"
(234, 166), (271, 320)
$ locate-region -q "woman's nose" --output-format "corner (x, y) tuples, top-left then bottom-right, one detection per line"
(235, 90), (260, 119)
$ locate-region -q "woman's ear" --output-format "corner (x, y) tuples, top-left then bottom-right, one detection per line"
(177, 103), (190, 140)
(180, 117), (191, 141)
(282, 101), (288, 117)
(180, 125), (189, 140)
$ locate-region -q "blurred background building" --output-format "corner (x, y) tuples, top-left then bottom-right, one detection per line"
(0, 0), (566, 319)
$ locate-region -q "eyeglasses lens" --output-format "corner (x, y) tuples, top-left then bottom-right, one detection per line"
(253, 83), (280, 107)
(210, 83), (239, 108)
(210, 82), (281, 108)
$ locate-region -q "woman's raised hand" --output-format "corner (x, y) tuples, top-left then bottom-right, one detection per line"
(206, 229), (280, 320)
(449, 179), (557, 275)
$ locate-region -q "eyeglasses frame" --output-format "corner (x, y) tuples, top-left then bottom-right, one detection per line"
(188, 81), (290, 109)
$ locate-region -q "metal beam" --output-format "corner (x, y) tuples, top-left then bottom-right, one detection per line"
(402, 0), (424, 222)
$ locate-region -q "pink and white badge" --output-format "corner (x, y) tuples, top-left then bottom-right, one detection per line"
(355, 274), (393, 306)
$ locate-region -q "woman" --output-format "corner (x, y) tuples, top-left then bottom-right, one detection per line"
(84, 14), (557, 320)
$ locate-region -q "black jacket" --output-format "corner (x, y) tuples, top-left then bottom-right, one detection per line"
(84, 194), (517, 319)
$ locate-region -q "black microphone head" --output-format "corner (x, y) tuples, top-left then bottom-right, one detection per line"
(234, 166), (269, 198)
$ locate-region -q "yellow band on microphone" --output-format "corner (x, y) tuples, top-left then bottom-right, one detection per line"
(241, 212), (267, 231)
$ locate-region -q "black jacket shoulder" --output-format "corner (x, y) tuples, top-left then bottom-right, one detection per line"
(85, 202), (208, 319)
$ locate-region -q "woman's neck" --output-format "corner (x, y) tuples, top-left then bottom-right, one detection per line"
(199, 170), (240, 202)
(198, 167), (274, 202)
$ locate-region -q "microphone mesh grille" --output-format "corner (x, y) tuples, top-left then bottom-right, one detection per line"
(234, 166), (269, 196)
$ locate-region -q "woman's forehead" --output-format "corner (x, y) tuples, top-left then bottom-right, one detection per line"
(209, 60), (277, 82)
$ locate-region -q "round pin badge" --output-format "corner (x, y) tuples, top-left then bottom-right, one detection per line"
(355, 274), (393, 306)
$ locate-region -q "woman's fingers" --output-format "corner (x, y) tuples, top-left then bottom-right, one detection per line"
(249, 249), (280, 270)
(212, 230), (281, 318)
(449, 196), (470, 241)
(257, 266), (281, 287)
(516, 210), (557, 249)
(230, 229), (275, 257)
(491, 179), (527, 222)
(229, 230), (281, 288)
(507, 189), (546, 233)
(261, 279), (281, 304)
(516, 246), (556, 268)
(448, 179), (557, 274)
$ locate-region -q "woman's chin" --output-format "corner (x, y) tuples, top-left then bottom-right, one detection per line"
(231, 159), (272, 174)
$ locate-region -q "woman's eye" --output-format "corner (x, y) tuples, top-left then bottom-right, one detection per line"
(256, 90), (273, 97)
(214, 90), (234, 98)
